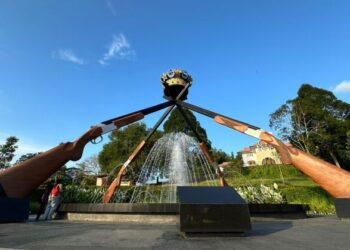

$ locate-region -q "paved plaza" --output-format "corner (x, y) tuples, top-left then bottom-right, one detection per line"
(0, 216), (349, 249)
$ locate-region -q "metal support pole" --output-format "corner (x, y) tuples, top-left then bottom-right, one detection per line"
(178, 100), (260, 130)
(97, 101), (174, 135)
(101, 101), (173, 125)
(176, 104), (227, 186)
(103, 84), (191, 203)
(102, 105), (175, 203)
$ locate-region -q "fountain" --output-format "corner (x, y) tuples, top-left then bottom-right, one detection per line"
(59, 130), (251, 235)
(130, 132), (218, 204)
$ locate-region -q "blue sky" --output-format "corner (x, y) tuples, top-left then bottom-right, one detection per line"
(0, 0), (349, 165)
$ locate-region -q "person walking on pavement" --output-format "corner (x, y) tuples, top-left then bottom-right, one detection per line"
(44, 181), (64, 220)
(35, 182), (53, 221)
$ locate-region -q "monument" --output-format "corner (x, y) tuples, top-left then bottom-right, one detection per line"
(0, 69), (350, 222)
(178, 186), (251, 236)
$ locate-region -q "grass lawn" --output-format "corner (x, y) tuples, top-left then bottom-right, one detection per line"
(225, 164), (336, 214)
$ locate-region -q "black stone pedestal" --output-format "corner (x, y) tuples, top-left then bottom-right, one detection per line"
(177, 186), (251, 236)
(334, 198), (350, 219)
(0, 197), (29, 223)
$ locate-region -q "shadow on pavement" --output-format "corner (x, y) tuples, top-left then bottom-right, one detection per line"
(247, 221), (293, 236)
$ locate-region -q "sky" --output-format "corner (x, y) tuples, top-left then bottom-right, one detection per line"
(0, 0), (350, 166)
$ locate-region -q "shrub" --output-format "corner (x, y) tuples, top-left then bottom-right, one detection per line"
(62, 185), (105, 203)
(237, 184), (286, 204)
(62, 185), (135, 203)
(81, 176), (97, 187)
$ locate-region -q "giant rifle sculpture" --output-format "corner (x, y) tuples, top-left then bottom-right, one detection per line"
(1, 69), (350, 205)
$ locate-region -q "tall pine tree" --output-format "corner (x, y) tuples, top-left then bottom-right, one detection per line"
(163, 107), (211, 148)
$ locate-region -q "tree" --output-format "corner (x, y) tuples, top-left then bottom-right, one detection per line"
(98, 122), (163, 182)
(346, 131), (350, 160)
(163, 107), (235, 163)
(69, 155), (101, 186)
(76, 155), (101, 175)
(66, 167), (85, 185)
(211, 148), (234, 163)
(48, 165), (72, 185)
(270, 84), (350, 169)
(221, 152), (244, 178)
(163, 107), (211, 148)
(0, 136), (19, 170)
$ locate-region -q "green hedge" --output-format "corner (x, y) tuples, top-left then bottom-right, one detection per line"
(62, 185), (135, 203)
(242, 164), (305, 179)
(280, 186), (335, 214)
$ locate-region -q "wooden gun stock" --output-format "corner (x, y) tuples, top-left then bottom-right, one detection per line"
(0, 126), (102, 198)
(214, 115), (350, 198)
(113, 113), (144, 128)
(0, 111), (146, 199)
(260, 132), (350, 198)
(102, 166), (126, 203)
(103, 140), (146, 203)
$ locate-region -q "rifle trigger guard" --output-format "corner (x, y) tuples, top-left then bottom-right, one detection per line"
(91, 136), (103, 144)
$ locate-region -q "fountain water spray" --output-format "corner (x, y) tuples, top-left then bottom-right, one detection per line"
(130, 132), (218, 203)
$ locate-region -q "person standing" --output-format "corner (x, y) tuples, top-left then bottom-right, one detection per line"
(44, 181), (64, 220)
(35, 182), (53, 221)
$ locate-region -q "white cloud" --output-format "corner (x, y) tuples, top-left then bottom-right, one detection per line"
(106, 0), (117, 16)
(98, 33), (136, 65)
(52, 49), (86, 65)
(333, 81), (350, 94)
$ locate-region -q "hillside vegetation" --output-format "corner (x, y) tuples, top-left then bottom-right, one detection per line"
(225, 164), (335, 214)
